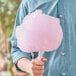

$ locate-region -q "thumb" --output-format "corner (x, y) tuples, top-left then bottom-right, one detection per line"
(41, 57), (47, 62)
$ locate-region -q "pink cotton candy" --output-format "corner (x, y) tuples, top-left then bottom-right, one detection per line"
(16, 10), (63, 53)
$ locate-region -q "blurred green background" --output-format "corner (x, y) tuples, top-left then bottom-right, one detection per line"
(0, 0), (29, 76)
(0, 0), (21, 37)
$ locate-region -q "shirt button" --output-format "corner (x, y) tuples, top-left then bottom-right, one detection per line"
(14, 42), (17, 45)
(62, 52), (65, 56)
(59, 15), (63, 18)
(62, 72), (66, 76)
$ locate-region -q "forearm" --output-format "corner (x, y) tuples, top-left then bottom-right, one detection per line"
(17, 57), (32, 73)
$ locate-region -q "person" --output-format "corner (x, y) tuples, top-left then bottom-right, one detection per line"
(0, 52), (6, 72)
(11, 0), (76, 76)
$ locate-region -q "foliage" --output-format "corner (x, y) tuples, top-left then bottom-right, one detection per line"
(0, 0), (21, 37)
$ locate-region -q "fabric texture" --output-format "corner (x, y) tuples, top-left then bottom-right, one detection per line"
(11, 0), (76, 76)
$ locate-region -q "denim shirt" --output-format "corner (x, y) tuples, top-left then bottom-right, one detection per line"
(11, 0), (76, 76)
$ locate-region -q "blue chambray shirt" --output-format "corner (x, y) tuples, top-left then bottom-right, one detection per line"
(11, 0), (76, 76)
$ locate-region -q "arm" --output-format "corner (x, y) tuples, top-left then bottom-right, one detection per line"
(11, 0), (38, 72)
(11, 1), (46, 75)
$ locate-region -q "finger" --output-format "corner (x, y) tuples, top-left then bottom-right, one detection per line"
(32, 69), (44, 74)
(35, 60), (44, 66)
(32, 65), (44, 70)
(41, 57), (47, 62)
(33, 74), (43, 76)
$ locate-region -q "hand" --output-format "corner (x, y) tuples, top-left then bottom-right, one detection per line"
(29, 57), (47, 76)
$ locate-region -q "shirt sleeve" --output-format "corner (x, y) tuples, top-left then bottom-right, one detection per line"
(11, 0), (38, 72)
